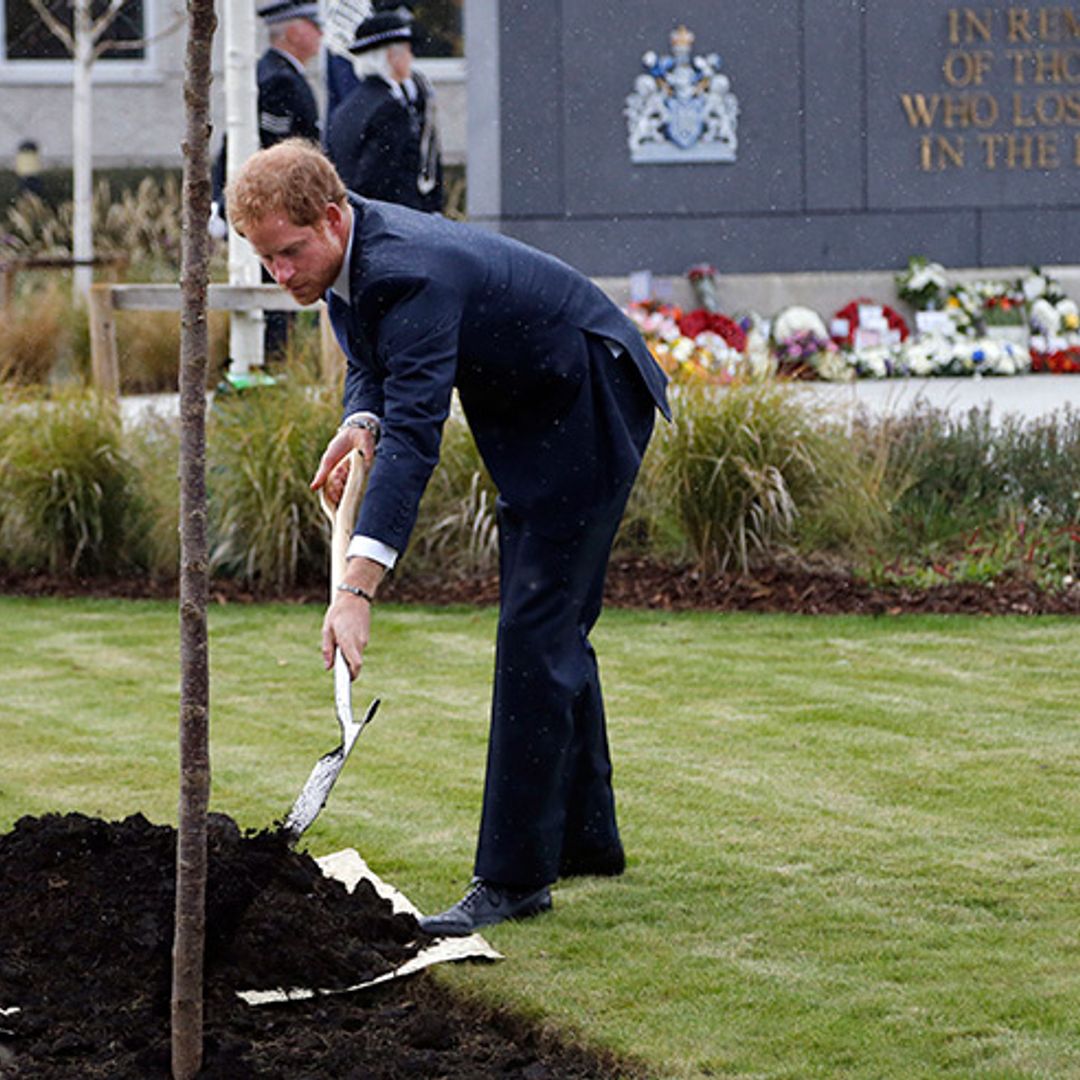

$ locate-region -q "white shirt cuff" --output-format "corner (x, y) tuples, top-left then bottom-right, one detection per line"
(347, 535), (398, 569)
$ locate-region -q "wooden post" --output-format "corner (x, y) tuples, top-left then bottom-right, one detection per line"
(87, 283), (120, 396)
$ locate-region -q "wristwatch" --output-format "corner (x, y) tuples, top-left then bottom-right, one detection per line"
(338, 415), (381, 444)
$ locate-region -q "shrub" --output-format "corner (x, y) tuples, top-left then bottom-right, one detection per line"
(125, 410), (182, 581)
(885, 404), (1004, 549)
(206, 369), (340, 594)
(652, 381), (889, 573)
(863, 403), (1080, 585)
(0, 389), (148, 576)
(0, 279), (71, 384)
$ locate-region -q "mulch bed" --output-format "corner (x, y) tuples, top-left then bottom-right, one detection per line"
(0, 812), (638, 1079)
(3, 556), (1078, 615)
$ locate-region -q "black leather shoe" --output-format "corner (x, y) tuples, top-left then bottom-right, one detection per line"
(418, 879), (552, 937)
(559, 843), (626, 879)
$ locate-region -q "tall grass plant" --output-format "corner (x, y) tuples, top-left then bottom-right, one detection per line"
(0, 278), (71, 385)
(115, 309), (230, 394)
(406, 408), (500, 579)
(206, 367), (341, 592)
(655, 382), (892, 572)
(0, 388), (149, 575)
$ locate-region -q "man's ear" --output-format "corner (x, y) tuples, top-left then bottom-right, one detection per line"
(326, 202), (344, 230)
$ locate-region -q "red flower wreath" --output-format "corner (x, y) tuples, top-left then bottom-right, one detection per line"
(676, 308), (748, 352)
(831, 298), (910, 346)
(1031, 346), (1080, 373)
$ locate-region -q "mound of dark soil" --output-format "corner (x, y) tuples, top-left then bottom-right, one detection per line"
(0, 813), (635, 1079)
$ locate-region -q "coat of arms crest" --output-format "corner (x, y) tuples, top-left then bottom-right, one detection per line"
(624, 25), (739, 164)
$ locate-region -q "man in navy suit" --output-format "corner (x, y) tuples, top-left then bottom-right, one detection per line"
(227, 139), (669, 935)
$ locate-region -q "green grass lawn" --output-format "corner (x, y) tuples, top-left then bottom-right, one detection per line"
(1, 596), (1078, 1079)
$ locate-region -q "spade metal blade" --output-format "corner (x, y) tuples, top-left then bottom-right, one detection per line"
(281, 651), (380, 843)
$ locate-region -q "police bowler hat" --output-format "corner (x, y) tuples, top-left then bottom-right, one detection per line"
(348, 9), (413, 54)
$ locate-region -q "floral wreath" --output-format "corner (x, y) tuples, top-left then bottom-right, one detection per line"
(831, 298), (910, 347)
(677, 308), (747, 352)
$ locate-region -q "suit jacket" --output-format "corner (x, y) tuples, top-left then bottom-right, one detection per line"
(326, 75), (442, 213)
(328, 196), (669, 553)
(212, 49), (320, 203)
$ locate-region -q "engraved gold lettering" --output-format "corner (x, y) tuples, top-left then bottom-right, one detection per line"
(943, 49), (994, 85)
(919, 133), (966, 169)
(901, 93), (941, 127)
(978, 132), (1003, 166)
(1007, 48), (1032, 82)
(1038, 131), (1060, 166)
(1005, 132), (1035, 167)
(947, 7), (993, 44)
(1013, 90), (1037, 124)
(1034, 48), (1059, 82)
(1008, 7), (1033, 43)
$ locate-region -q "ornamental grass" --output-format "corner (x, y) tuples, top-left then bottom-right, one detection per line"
(0, 278), (73, 385)
(206, 366), (341, 594)
(653, 381), (892, 573)
(0, 389), (148, 576)
(1, 382), (1078, 592)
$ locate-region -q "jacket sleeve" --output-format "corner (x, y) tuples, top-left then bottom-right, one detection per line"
(352, 279), (462, 553)
(259, 72), (305, 145)
(338, 326), (385, 419)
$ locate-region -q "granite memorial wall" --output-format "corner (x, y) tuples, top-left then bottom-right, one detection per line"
(465, 0), (1080, 275)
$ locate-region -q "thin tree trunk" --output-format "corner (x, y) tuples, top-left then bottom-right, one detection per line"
(170, 0), (217, 1075)
(72, 0), (93, 300)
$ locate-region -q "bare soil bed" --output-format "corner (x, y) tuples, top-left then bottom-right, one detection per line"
(3, 556), (1080, 615)
(0, 812), (638, 1079)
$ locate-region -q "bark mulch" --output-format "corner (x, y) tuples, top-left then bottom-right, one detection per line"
(3, 557), (1079, 615)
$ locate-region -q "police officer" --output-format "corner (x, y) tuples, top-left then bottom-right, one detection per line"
(211, 0), (323, 357)
(325, 5), (443, 213)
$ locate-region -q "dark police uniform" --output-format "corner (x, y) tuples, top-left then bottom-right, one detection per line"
(211, 48), (321, 209)
(324, 4), (443, 214)
(327, 195), (670, 889)
(211, 0), (322, 358)
(326, 70), (442, 213)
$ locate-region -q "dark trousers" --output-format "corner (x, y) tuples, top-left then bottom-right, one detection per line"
(473, 342), (657, 889)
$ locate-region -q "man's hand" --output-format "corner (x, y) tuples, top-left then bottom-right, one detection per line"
(322, 590), (371, 678)
(311, 425), (376, 507)
(322, 557), (385, 679)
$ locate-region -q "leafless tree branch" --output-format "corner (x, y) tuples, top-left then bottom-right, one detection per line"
(91, 10), (185, 60)
(26, 0), (74, 54)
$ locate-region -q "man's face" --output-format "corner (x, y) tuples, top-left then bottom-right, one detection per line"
(244, 204), (347, 306)
(284, 17), (322, 64)
(387, 42), (413, 83)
